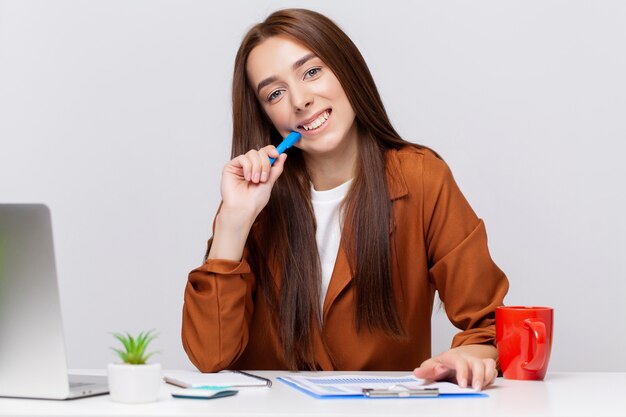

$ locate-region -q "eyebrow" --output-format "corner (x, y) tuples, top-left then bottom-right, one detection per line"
(256, 53), (318, 95)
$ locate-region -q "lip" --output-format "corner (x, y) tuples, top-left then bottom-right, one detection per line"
(296, 108), (332, 135)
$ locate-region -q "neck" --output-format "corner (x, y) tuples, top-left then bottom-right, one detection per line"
(304, 125), (359, 191)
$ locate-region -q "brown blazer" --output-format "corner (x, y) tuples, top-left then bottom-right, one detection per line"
(182, 147), (509, 371)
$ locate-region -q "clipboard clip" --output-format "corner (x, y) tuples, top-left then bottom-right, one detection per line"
(362, 384), (439, 398)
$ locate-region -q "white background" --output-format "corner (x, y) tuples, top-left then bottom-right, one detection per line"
(1, 0), (624, 371)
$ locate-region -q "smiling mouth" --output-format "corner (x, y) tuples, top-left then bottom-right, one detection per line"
(299, 109), (331, 131)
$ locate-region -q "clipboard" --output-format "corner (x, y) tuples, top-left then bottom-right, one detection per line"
(362, 387), (439, 398)
(277, 374), (486, 399)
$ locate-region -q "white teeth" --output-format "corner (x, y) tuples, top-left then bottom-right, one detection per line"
(302, 111), (330, 131)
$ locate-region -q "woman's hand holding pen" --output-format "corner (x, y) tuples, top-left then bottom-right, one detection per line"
(207, 146), (287, 261)
(220, 145), (287, 217)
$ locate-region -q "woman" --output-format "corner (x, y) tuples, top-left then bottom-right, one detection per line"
(182, 8), (508, 391)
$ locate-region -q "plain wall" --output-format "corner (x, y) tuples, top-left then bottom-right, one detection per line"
(1, 0), (624, 371)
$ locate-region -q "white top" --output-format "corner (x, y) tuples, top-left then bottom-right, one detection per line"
(310, 179), (352, 314)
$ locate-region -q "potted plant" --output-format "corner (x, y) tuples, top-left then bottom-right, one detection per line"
(107, 330), (162, 404)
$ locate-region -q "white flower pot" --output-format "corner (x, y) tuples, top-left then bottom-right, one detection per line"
(107, 363), (162, 404)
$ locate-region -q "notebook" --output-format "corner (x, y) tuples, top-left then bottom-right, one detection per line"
(164, 370), (271, 389)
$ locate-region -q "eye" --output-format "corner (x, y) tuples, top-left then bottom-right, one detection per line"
(267, 89), (284, 102)
(304, 67), (322, 79)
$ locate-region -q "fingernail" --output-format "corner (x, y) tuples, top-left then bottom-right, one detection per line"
(261, 172), (268, 182)
(459, 378), (467, 388)
(253, 173), (260, 183)
(474, 381), (482, 391)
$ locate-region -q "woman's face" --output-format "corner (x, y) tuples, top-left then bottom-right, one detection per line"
(246, 36), (357, 158)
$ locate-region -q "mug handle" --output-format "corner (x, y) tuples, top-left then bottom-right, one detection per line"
(522, 319), (547, 371)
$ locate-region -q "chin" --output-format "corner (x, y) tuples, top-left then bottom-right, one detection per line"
(305, 132), (350, 153)
(303, 141), (341, 156)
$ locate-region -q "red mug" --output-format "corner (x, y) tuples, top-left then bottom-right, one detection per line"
(496, 306), (553, 380)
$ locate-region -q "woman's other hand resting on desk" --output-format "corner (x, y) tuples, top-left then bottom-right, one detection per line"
(413, 344), (498, 391)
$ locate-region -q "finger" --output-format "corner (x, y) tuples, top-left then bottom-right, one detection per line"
(264, 145), (279, 159)
(245, 149), (262, 183)
(484, 359), (497, 388)
(258, 148), (271, 183)
(430, 352), (469, 386)
(469, 358), (485, 391)
(268, 153), (287, 184)
(453, 357), (470, 388)
(413, 360), (450, 382)
(230, 155), (252, 181)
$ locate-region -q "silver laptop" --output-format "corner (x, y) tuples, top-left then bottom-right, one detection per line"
(0, 204), (109, 400)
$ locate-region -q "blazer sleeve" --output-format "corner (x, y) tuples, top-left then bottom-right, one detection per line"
(422, 152), (509, 348)
(181, 218), (257, 372)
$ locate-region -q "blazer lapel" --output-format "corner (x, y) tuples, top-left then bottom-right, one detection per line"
(322, 241), (352, 323)
(321, 148), (409, 320)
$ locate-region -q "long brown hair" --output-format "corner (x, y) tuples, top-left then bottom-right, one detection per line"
(224, 8), (429, 370)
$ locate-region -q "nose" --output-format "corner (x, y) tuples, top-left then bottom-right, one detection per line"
(290, 84), (313, 112)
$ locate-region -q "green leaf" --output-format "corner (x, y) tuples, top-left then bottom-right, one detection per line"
(111, 347), (129, 363)
(142, 351), (160, 363)
(111, 332), (131, 352)
(110, 329), (159, 365)
(127, 333), (136, 354)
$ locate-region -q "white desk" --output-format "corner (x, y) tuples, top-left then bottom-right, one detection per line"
(1, 371), (624, 417)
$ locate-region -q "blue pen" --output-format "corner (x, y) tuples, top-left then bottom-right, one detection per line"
(269, 131), (301, 165)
